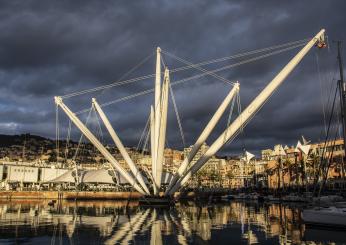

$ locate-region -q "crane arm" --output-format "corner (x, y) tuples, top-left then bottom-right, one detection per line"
(54, 96), (146, 195)
(92, 98), (150, 195)
(155, 68), (170, 191)
(165, 82), (240, 195)
(152, 47), (162, 194)
(168, 29), (326, 195)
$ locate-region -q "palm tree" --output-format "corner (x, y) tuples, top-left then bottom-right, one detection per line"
(282, 158), (292, 189)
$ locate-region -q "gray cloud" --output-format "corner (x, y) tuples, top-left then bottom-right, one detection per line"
(0, 0), (345, 156)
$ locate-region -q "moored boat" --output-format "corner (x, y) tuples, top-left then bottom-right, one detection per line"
(282, 194), (307, 202)
(302, 206), (346, 227)
(263, 195), (281, 202)
(220, 194), (237, 201)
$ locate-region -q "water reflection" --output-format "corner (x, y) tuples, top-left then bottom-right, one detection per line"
(0, 200), (345, 244)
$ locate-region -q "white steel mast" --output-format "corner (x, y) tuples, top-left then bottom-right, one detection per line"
(167, 29), (326, 195)
(152, 47), (161, 194)
(150, 105), (158, 194)
(165, 82), (240, 194)
(155, 68), (170, 191)
(92, 98), (150, 195)
(54, 96), (147, 195)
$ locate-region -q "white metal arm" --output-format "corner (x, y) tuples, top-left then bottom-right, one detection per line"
(168, 29), (326, 195)
(150, 105), (158, 194)
(92, 98), (150, 195)
(165, 82), (240, 194)
(155, 68), (170, 191)
(54, 96), (146, 195)
(152, 47), (161, 194)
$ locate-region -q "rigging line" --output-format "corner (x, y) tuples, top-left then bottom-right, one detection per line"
(223, 91), (237, 144)
(61, 53), (156, 99)
(74, 43), (304, 115)
(162, 50), (234, 85)
(137, 112), (151, 151)
(313, 85), (338, 194)
(93, 109), (106, 165)
(62, 73), (155, 99)
(169, 82), (186, 147)
(169, 39), (309, 74)
(95, 51), (155, 99)
(323, 80), (338, 140)
(316, 47), (339, 142)
(318, 104), (339, 195)
(142, 128), (150, 154)
(226, 91), (243, 146)
(224, 92), (244, 147)
(56, 105), (60, 163)
(71, 106), (93, 163)
(64, 120), (72, 162)
(94, 108), (105, 145)
(61, 39), (309, 99)
(319, 125), (339, 197)
(224, 70), (286, 147)
(315, 52), (327, 136)
(318, 64), (339, 142)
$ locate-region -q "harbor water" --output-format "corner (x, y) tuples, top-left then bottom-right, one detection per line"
(0, 200), (345, 244)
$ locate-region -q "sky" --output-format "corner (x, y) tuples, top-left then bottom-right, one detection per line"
(0, 0), (345, 156)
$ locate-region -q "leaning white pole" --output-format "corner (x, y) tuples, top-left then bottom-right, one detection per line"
(152, 47), (161, 194)
(155, 68), (170, 191)
(165, 82), (239, 195)
(168, 29), (326, 195)
(150, 105), (158, 194)
(92, 98), (150, 195)
(54, 96), (146, 195)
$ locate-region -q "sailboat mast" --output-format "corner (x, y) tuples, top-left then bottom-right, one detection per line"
(336, 41), (346, 178)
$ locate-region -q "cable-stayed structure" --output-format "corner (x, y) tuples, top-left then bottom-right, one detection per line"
(54, 29), (327, 199)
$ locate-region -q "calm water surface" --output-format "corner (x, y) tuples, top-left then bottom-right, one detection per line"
(0, 199), (345, 244)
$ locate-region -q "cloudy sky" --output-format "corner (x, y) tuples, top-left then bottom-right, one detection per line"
(0, 0), (345, 156)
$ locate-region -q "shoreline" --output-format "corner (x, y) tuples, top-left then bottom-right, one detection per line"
(0, 190), (220, 200)
(0, 190), (144, 200)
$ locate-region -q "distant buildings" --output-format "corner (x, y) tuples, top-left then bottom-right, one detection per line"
(262, 139), (345, 190)
(0, 134), (345, 191)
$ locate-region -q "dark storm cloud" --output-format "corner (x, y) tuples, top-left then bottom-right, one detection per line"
(0, 0), (345, 156)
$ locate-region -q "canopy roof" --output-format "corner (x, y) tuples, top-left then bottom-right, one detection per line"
(48, 169), (173, 186)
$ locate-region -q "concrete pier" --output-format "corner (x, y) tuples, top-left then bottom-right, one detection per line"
(0, 191), (144, 200)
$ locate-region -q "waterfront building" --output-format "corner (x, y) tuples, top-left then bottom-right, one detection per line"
(261, 149), (273, 161)
(264, 138), (345, 190)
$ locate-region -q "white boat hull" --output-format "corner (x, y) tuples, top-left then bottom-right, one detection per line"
(302, 207), (346, 227)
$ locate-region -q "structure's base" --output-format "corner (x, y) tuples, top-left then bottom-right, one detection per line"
(138, 196), (174, 206)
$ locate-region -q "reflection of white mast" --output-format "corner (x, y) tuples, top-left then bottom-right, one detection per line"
(141, 208), (158, 233)
(150, 209), (163, 245)
(169, 212), (192, 236)
(242, 229), (258, 245)
(104, 211), (144, 245)
(121, 209), (150, 245)
(167, 211), (191, 245)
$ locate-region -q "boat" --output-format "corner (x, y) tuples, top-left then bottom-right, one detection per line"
(302, 206), (346, 227)
(220, 194), (236, 201)
(263, 195), (280, 202)
(244, 193), (259, 201)
(312, 195), (343, 204)
(282, 193), (306, 202)
(234, 193), (247, 200)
